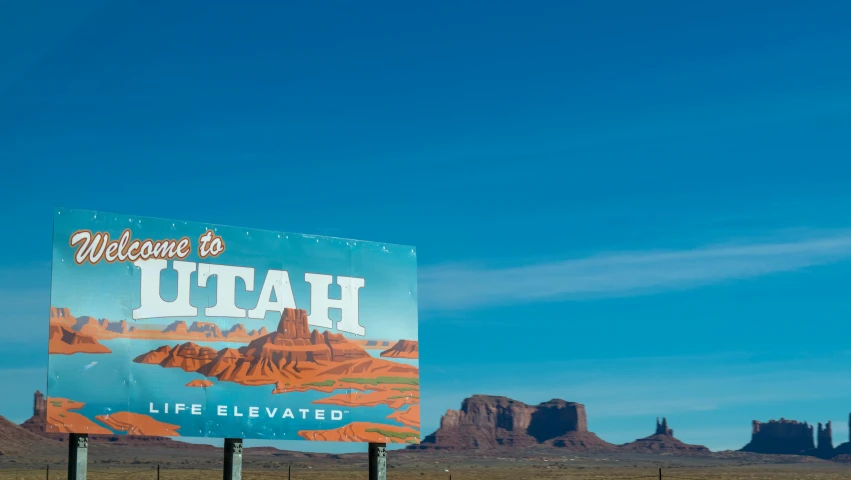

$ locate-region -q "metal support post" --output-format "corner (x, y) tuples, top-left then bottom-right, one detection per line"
(368, 442), (387, 480)
(67, 434), (88, 480)
(223, 438), (243, 480)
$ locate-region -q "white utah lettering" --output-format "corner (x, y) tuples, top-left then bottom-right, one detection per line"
(133, 261), (367, 335)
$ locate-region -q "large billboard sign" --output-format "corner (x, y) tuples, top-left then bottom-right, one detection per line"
(47, 208), (420, 444)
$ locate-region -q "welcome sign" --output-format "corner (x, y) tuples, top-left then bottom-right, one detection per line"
(47, 208), (420, 444)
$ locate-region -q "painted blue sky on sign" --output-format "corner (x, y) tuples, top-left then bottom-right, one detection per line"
(2, 0), (851, 453)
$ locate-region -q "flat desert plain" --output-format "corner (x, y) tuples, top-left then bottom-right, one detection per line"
(2, 449), (851, 480)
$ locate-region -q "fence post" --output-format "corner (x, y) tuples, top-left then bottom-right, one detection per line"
(658, 467), (662, 480)
(67, 434), (89, 480)
(368, 443), (387, 480)
(223, 438), (243, 480)
(287, 464), (291, 480)
(46, 464), (49, 480)
(157, 464), (160, 480)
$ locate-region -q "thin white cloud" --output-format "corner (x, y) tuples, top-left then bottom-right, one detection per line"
(419, 230), (851, 311)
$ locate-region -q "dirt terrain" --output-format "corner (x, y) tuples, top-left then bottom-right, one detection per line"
(2, 449), (851, 480)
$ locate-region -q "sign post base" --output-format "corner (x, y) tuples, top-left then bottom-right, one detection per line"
(368, 442), (387, 480)
(223, 438), (243, 480)
(67, 434), (88, 480)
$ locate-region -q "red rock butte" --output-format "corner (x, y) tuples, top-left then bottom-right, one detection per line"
(619, 417), (709, 454)
(411, 395), (613, 451)
(741, 418), (815, 455)
(48, 324), (111, 354)
(132, 308), (397, 390)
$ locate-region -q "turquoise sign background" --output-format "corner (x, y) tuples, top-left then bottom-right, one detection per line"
(46, 208), (420, 443)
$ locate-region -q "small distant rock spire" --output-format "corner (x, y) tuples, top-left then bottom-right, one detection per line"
(817, 421), (833, 452)
(655, 417), (673, 436)
(33, 390), (46, 418)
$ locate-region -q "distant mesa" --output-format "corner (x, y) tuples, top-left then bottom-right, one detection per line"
(411, 395), (613, 451)
(741, 418), (815, 455)
(49, 324), (111, 355)
(185, 379), (213, 388)
(162, 321), (189, 335)
(298, 422), (419, 444)
(380, 340), (418, 359)
(95, 412), (180, 437)
(619, 417), (709, 454)
(134, 309), (420, 417)
(188, 322), (223, 338)
(75, 316), (136, 336)
(132, 319), (268, 342)
(50, 306), (273, 343)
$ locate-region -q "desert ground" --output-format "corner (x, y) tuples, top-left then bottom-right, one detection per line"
(2, 447), (851, 480)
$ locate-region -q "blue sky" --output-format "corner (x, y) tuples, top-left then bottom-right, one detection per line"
(2, 0), (851, 453)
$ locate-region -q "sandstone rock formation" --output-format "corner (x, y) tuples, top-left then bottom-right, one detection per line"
(49, 324), (111, 354)
(163, 321), (190, 335)
(619, 418), (709, 454)
(817, 422), (833, 456)
(185, 379), (214, 388)
(52, 306), (270, 343)
(741, 418), (814, 455)
(188, 322), (223, 338)
(134, 309), (416, 395)
(95, 412), (181, 436)
(298, 422), (419, 443)
(43, 398), (113, 434)
(656, 417), (673, 436)
(75, 316), (136, 335)
(20, 391), (207, 448)
(50, 307), (76, 328)
(380, 340), (418, 359)
(410, 395), (613, 451)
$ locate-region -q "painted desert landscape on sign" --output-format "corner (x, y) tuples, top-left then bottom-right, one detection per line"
(46, 209), (420, 444)
(47, 305), (420, 443)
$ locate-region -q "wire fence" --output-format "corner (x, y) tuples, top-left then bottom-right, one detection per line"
(0, 465), (844, 480)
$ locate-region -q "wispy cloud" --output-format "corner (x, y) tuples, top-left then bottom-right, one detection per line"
(419, 230), (851, 311)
